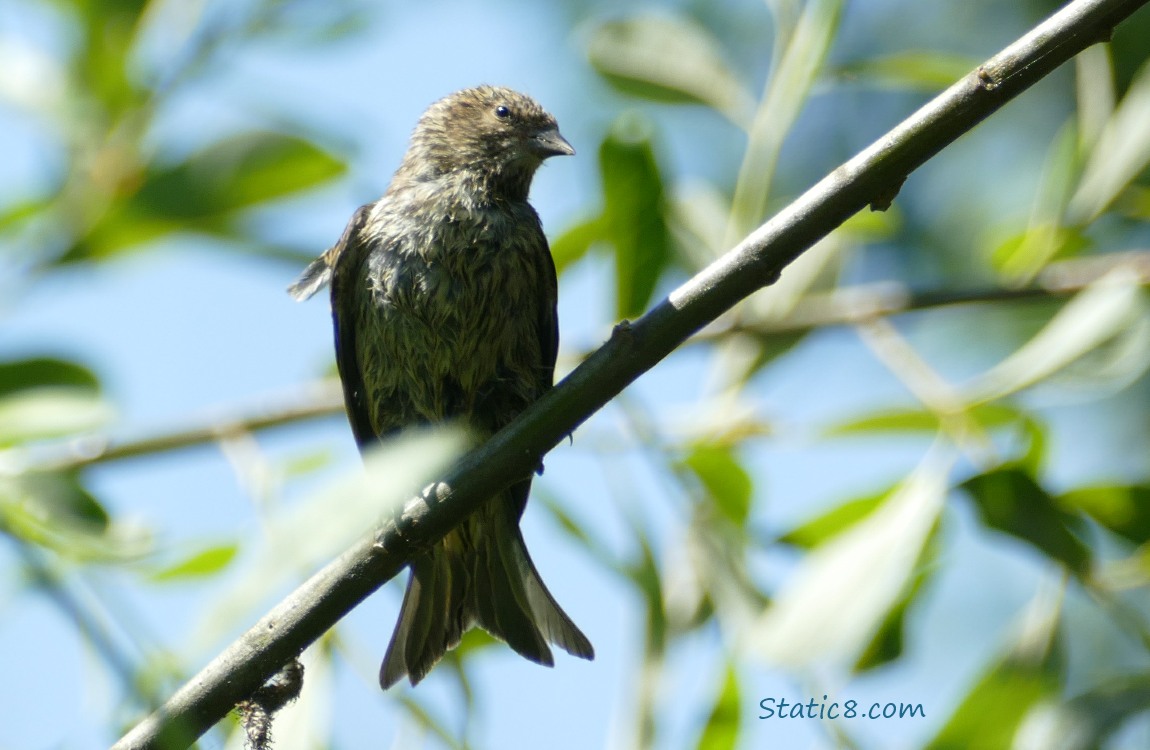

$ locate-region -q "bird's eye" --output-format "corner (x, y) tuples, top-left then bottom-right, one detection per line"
(494, 105), (511, 119)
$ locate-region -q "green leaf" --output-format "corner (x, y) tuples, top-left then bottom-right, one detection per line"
(551, 216), (605, 277)
(824, 403), (1024, 438)
(961, 468), (1090, 574)
(214, 133), (346, 209)
(1017, 412), (1050, 476)
(962, 271), (1147, 404)
(1069, 57), (1150, 222)
(599, 116), (673, 320)
(745, 330), (808, 374)
(992, 123), (1083, 284)
(696, 665), (740, 750)
(0, 357), (100, 395)
(727, 0), (843, 238)
(1046, 673), (1150, 749)
(925, 656), (1059, 749)
(826, 409), (943, 436)
(14, 472), (109, 532)
(587, 14), (754, 128)
(280, 448), (335, 478)
(1121, 185), (1150, 219)
(834, 51), (982, 91)
(0, 355), (111, 445)
(73, 0), (149, 112)
(66, 132), (346, 261)
(989, 225), (1090, 283)
(151, 543), (239, 582)
(681, 443), (752, 527)
(837, 203), (902, 240)
(854, 537), (936, 671)
(778, 494), (884, 549)
(625, 529), (667, 659)
(0, 388), (113, 445)
(141, 132), (345, 217)
(0, 472), (147, 562)
(1059, 484), (1150, 545)
(750, 458), (947, 668)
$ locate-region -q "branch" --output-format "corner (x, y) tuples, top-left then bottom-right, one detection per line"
(114, 0), (1150, 746)
(0, 380), (344, 475)
(691, 249), (1150, 342)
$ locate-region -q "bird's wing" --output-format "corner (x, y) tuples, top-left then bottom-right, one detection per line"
(329, 203), (379, 448)
(535, 227), (560, 398)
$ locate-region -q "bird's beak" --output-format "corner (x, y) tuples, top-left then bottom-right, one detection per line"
(532, 127), (575, 158)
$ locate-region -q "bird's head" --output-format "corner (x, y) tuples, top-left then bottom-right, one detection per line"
(401, 85), (573, 201)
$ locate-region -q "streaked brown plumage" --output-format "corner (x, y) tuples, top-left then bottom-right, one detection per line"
(290, 86), (592, 688)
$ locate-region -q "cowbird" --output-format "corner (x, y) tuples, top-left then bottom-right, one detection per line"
(290, 85), (593, 688)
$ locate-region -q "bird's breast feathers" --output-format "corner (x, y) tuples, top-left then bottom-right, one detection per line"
(351, 193), (551, 430)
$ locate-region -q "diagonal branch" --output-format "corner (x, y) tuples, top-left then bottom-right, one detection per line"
(114, 0), (1150, 747)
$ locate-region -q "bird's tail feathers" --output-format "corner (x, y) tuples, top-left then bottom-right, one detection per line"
(379, 510), (593, 689)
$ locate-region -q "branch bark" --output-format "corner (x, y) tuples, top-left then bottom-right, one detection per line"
(114, 0), (1150, 747)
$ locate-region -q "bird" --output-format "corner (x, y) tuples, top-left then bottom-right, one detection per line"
(289, 85), (593, 689)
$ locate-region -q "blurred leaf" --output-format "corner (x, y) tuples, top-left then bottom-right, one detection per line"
(1075, 45), (1116, 153)
(681, 443), (752, 527)
(73, 0), (149, 112)
(9, 472), (109, 532)
(963, 270), (1147, 404)
(961, 468), (1090, 575)
(626, 529), (667, 659)
(0, 472), (148, 561)
(451, 626), (499, 660)
(0, 388), (114, 445)
(190, 427), (466, 649)
(854, 535), (937, 671)
(537, 490), (617, 570)
(727, 0), (843, 240)
(749, 457), (946, 668)
(1017, 411), (1050, 476)
(1059, 484), (1150, 545)
(280, 447), (335, 478)
(926, 655), (1059, 749)
(837, 203), (902, 240)
(587, 13), (755, 129)
(746, 330), (808, 374)
(599, 117), (673, 319)
(151, 543), (238, 582)
(1122, 185), (1150, 219)
(66, 132), (345, 261)
(394, 694), (467, 750)
(779, 494), (884, 549)
(0, 353), (110, 447)
(696, 665), (740, 750)
(991, 226), (1090, 284)
(1037, 673), (1150, 750)
(669, 179), (732, 266)
(551, 216), (605, 276)
(0, 197), (55, 233)
(1069, 57), (1150, 222)
(825, 403), (1023, 437)
(834, 51), (980, 91)
(213, 133), (346, 209)
(0, 357), (100, 394)
(996, 121), (1083, 285)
